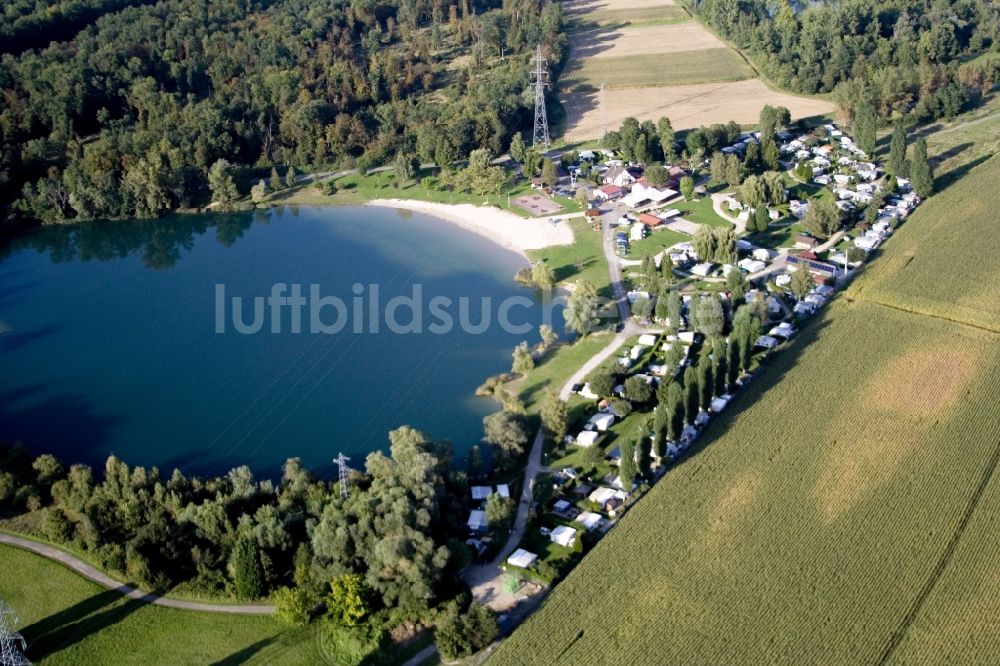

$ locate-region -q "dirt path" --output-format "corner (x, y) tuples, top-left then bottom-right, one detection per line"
(927, 109), (1000, 137)
(0, 533), (275, 615)
(710, 192), (744, 233)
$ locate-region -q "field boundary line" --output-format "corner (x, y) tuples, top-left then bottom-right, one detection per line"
(876, 436), (1000, 665)
(849, 296), (1000, 335)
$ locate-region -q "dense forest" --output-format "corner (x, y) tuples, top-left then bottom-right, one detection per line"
(1, 0), (156, 54)
(0, 427), (475, 616)
(0, 0), (567, 226)
(689, 0), (999, 120)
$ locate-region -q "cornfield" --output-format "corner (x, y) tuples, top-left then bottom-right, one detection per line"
(849, 154), (1000, 332)
(491, 155), (1000, 664)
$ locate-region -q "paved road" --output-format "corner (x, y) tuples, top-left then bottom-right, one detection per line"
(0, 533), (275, 615)
(599, 203), (634, 322)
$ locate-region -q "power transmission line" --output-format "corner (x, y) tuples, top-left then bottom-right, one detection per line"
(334, 453), (351, 499)
(531, 45), (550, 149)
(0, 600), (30, 666)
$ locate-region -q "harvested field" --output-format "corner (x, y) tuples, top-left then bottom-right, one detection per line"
(565, 0), (679, 15)
(562, 79), (837, 141)
(569, 22), (726, 59)
(848, 154), (1000, 332)
(492, 302), (1000, 665)
(569, 5), (688, 28)
(560, 49), (751, 91)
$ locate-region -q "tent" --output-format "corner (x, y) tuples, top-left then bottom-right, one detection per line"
(550, 525), (578, 548)
(575, 511), (602, 531)
(467, 510), (487, 531)
(506, 548), (538, 569)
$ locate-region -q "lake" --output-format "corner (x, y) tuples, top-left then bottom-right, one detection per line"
(0, 205), (563, 478)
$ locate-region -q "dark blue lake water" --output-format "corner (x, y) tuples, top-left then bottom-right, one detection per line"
(0, 205), (561, 478)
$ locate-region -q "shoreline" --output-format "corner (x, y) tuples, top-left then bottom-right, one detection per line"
(365, 198), (575, 259)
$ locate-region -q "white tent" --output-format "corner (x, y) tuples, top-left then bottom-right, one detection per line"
(467, 510), (487, 531)
(690, 262), (714, 277)
(575, 511), (602, 531)
(588, 413), (615, 432)
(710, 396), (729, 413)
(495, 484), (510, 499)
(550, 525), (578, 548)
(470, 486), (492, 501)
(507, 548), (538, 569)
(576, 430), (600, 447)
(756, 335), (779, 349)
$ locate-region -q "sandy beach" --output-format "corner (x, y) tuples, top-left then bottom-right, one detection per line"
(366, 199), (574, 257)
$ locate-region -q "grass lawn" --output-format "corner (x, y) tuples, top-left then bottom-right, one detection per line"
(670, 197), (733, 228)
(526, 217), (610, 294)
(745, 218), (807, 249)
(274, 168), (584, 218)
(560, 48), (751, 92)
(0, 545), (319, 665)
(512, 333), (615, 412)
(627, 228), (690, 259)
(783, 172), (833, 203)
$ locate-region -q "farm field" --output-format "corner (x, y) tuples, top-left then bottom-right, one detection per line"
(491, 299), (1000, 664)
(568, 22), (727, 59)
(848, 154), (1000, 332)
(559, 0), (836, 141)
(887, 467), (1000, 665)
(567, 5), (687, 29)
(562, 79), (836, 141)
(565, 0), (679, 13)
(0, 545), (319, 665)
(560, 49), (751, 92)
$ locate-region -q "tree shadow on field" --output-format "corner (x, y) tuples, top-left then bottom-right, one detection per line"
(935, 153), (992, 192)
(209, 638), (276, 665)
(663, 314), (834, 476)
(22, 589), (145, 660)
(929, 141), (972, 168)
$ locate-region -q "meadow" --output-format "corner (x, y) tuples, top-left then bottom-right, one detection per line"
(848, 154), (1000, 332)
(559, 49), (751, 92)
(0, 545), (320, 665)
